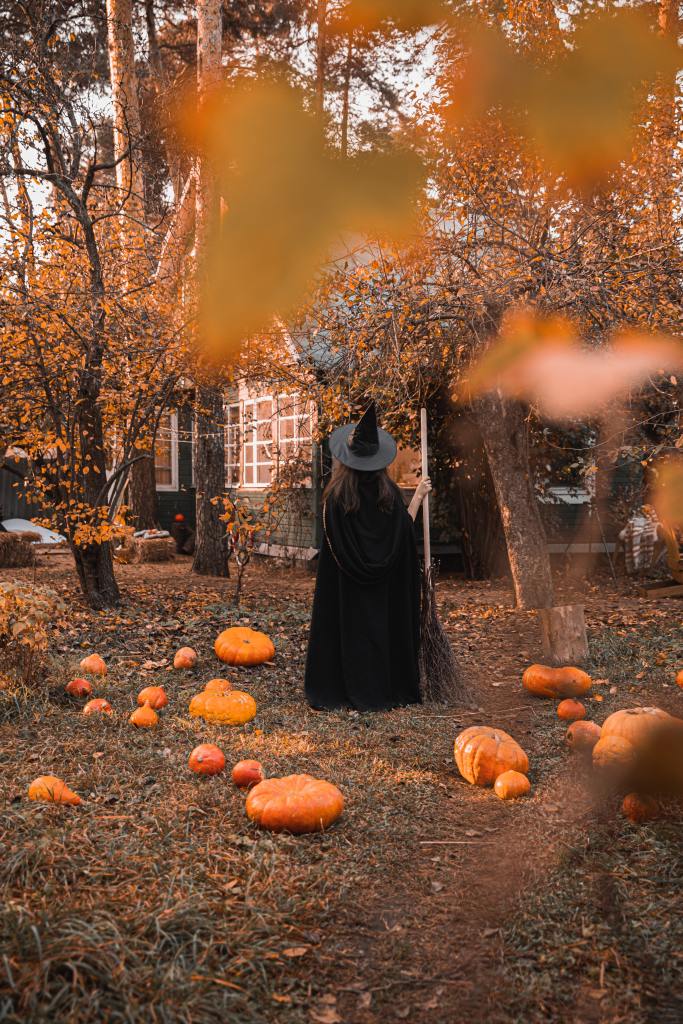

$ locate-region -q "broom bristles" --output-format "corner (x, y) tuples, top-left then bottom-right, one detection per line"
(419, 563), (472, 706)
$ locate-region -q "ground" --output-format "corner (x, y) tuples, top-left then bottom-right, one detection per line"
(0, 554), (682, 1024)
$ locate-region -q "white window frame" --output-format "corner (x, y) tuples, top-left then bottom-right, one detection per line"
(242, 396), (274, 489)
(224, 401), (241, 488)
(275, 394), (313, 486)
(155, 411), (179, 492)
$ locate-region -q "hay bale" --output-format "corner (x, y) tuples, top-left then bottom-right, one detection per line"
(0, 533), (35, 568)
(130, 537), (175, 564)
(16, 531), (41, 543)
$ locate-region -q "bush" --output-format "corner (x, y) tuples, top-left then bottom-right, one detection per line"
(0, 580), (65, 682)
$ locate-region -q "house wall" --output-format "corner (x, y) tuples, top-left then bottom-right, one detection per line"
(0, 462), (38, 522)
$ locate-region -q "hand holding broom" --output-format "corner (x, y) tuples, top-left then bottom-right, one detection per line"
(418, 407), (469, 705)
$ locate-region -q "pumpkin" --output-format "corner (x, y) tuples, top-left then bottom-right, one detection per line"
(494, 770), (531, 800)
(622, 792), (659, 824)
(189, 744), (226, 776)
(204, 677), (234, 695)
(592, 734), (637, 767)
(200, 691), (257, 726)
(83, 698), (113, 716)
(189, 692), (209, 718)
(137, 685), (168, 710)
(454, 726), (529, 787)
(28, 775), (82, 805)
(79, 653), (107, 676)
(65, 677), (92, 698)
(600, 706), (672, 746)
(232, 759), (265, 790)
(246, 774), (344, 834)
(129, 702), (159, 728)
(557, 699), (586, 722)
(214, 627), (275, 666)
(676, 670), (683, 689)
(522, 664), (591, 699)
(566, 720), (601, 753)
(174, 647), (197, 670)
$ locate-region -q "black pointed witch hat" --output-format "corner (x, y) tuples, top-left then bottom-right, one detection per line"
(328, 402), (397, 471)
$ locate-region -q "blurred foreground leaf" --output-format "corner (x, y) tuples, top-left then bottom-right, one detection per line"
(343, 0), (448, 31)
(184, 80), (423, 356)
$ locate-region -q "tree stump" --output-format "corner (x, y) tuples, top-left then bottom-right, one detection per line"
(538, 604), (589, 666)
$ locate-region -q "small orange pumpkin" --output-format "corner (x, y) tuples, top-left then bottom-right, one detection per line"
(494, 770), (531, 800)
(174, 647), (197, 670)
(83, 698), (113, 716)
(566, 720), (601, 753)
(246, 774), (344, 833)
(676, 669), (683, 689)
(189, 744), (226, 776)
(204, 677), (234, 695)
(28, 775), (82, 805)
(454, 726), (529, 787)
(129, 702), (158, 728)
(232, 759), (265, 790)
(66, 677), (92, 698)
(557, 699), (586, 722)
(622, 792), (659, 824)
(522, 664), (591, 699)
(137, 686), (168, 710)
(214, 627), (275, 666)
(200, 691), (257, 726)
(79, 653), (107, 676)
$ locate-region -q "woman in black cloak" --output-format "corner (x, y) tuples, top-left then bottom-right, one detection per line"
(305, 403), (431, 712)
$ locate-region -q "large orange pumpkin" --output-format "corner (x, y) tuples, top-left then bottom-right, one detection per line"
(203, 678), (234, 696)
(592, 735), (637, 767)
(28, 775), (82, 805)
(129, 703), (159, 728)
(174, 647), (198, 670)
(83, 698), (113, 716)
(566, 720), (601, 753)
(188, 692), (208, 718)
(189, 744), (226, 776)
(494, 770), (531, 800)
(454, 726), (529, 787)
(214, 627), (275, 666)
(79, 653), (107, 676)
(246, 774), (344, 834)
(137, 686), (168, 710)
(600, 706), (672, 745)
(522, 664), (591, 699)
(201, 691), (257, 726)
(66, 677), (92, 698)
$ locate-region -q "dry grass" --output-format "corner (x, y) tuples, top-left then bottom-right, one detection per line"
(0, 557), (681, 1023)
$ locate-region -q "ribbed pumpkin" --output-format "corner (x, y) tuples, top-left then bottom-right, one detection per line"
(83, 698), (113, 716)
(593, 735), (637, 767)
(232, 759), (265, 790)
(188, 692), (209, 718)
(28, 775), (82, 805)
(66, 677), (92, 698)
(522, 664), (591, 699)
(494, 770), (531, 800)
(600, 706), (672, 745)
(79, 653), (107, 676)
(174, 647), (197, 670)
(622, 792), (659, 824)
(557, 699), (586, 722)
(130, 702), (159, 728)
(204, 677), (234, 696)
(246, 774), (344, 834)
(566, 719), (601, 753)
(214, 627), (275, 666)
(137, 686), (168, 710)
(189, 744), (226, 776)
(201, 691), (257, 726)
(454, 726), (529, 787)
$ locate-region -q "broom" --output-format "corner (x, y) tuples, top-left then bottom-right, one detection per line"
(418, 407), (470, 705)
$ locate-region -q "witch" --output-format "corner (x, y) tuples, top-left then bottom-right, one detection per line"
(305, 403), (432, 712)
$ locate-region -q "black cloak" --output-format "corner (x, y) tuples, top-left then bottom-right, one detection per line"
(305, 475), (421, 712)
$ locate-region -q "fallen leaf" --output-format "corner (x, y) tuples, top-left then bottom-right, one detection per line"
(282, 947), (309, 958)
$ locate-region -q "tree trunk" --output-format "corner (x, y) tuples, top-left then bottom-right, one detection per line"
(106, 0), (145, 213)
(144, 0), (164, 81)
(475, 392), (554, 609)
(316, 0), (328, 117)
(129, 452), (159, 529)
(538, 604), (589, 666)
(72, 541), (120, 611)
(340, 31), (353, 156)
(192, 0), (228, 577)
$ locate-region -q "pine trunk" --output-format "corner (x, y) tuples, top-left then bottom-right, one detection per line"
(129, 453), (159, 529)
(475, 392), (554, 609)
(316, 0), (327, 116)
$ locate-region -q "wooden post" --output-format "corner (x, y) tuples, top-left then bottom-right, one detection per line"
(420, 407), (431, 567)
(538, 604), (589, 666)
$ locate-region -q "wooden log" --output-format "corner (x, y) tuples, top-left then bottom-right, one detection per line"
(538, 604), (589, 666)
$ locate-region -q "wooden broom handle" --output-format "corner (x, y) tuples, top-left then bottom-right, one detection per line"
(420, 407), (431, 568)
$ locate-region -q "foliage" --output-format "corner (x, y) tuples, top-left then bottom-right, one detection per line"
(0, 579), (65, 682)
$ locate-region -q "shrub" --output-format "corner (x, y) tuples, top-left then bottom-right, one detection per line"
(0, 580), (65, 682)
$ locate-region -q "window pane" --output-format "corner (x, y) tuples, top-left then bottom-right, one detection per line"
(257, 462), (270, 484)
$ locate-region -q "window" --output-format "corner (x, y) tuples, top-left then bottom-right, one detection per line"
(243, 398), (273, 487)
(276, 395), (312, 468)
(155, 411), (179, 491)
(224, 402), (241, 487)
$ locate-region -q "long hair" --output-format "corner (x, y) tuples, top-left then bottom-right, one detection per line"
(323, 461), (400, 514)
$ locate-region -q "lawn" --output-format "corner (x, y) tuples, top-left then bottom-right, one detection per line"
(0, 555), (681, 1023)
